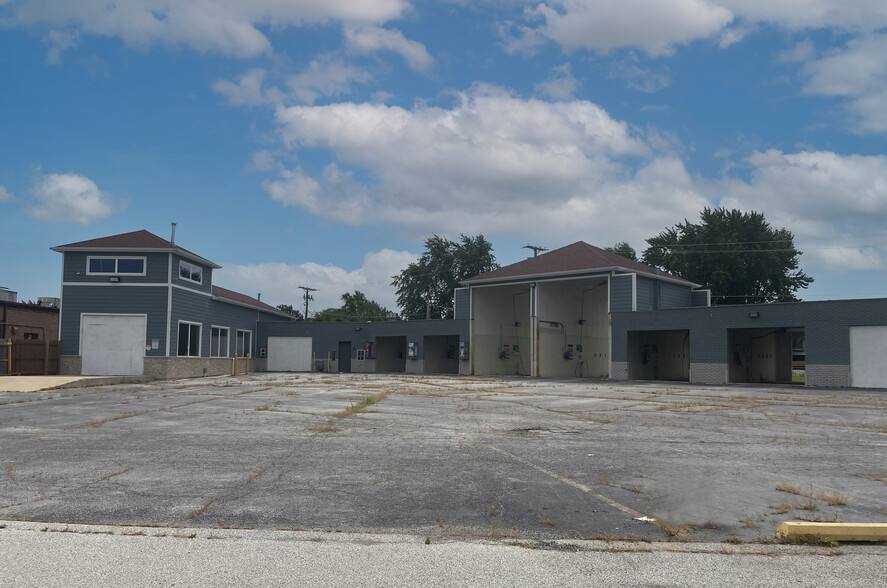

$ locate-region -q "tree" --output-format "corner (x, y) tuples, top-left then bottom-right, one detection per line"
(276, 304), (304, 320)
(605, 242), (638, 262)
(392, 234), (498, 320)
(312, 291), (392, 322)
(641, 207), (813, 305)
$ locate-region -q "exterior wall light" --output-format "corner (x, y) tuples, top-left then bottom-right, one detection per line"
(749, 311), (760, 318)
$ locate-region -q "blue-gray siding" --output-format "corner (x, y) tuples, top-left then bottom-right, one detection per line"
(660, 281), (692, 309)
(63, 251), (170, 284)
(454, 288), (470, 320)
(612, 297), (887, 366)
(610, 275), (634, 313)
(171, 253), (213, 295)
(170, 289), (289, 357)
(60, 285), (168, 355)
(691, 290), (710, 307)
(636, 277), (655, 311)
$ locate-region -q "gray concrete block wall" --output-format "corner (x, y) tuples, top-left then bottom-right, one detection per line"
(807, 365), (850, 388)
(610, 361), (628, 380)
(690, 362), (727, 385)
(611, 298), (887, 388)
(406, 359), (424, 374)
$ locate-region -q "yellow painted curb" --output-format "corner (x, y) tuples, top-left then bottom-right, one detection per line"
(777, 522), (887, 542)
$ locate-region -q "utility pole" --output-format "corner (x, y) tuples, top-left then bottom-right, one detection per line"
(297, 286), (316, 321)
(523, 244), (548, 257)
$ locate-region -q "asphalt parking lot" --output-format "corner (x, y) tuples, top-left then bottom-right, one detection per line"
(1, 374), (885, 543)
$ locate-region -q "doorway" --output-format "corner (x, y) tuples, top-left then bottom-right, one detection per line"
(338, 341), (351, 373)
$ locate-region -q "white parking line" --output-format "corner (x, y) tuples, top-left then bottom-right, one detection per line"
(485, 444), (650, 520)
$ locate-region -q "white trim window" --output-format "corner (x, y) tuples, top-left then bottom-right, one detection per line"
(87, 256), (146, 276)
(236, 329), (252, 357)
(210, 326), (229, 358)
(177, 321), (201, 357)
(179, 261), (203, 284)
(356, 348), (366, 361)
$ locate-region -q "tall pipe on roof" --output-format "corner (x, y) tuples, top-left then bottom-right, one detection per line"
(170, 222), (177, 244)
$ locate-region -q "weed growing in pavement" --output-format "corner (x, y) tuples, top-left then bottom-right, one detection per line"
(775, 483), (849, 507)
(333, 391), (389, 418)
(775, 483), (801, 495)
(539, 518), (556, 526)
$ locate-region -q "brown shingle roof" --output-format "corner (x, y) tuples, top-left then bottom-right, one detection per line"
(465, 241), (694, 285)
(211, 285), (293, 318)
(52, 230), (220, 268)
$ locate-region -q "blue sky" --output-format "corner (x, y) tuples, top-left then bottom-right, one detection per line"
(1, 1), (885, 312)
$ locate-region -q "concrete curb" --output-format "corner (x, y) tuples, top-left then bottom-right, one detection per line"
(777, 522), (887, 543)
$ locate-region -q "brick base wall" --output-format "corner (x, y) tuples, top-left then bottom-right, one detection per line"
(690, 362), (727, 385)
(61, 355), (238, 379)
(144, 357), (234, 379)
(806, 364), (850, 388)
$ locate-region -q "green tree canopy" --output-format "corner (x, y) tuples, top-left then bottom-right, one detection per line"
(392, 234), (498, 320)
(276, 304), (304, 320)
(641, 207), (813, 305)
(605, 242), (638, 262)
(312, 291), (392, 322)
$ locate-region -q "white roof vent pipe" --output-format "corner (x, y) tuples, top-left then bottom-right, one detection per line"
(170, 222), (177, 244)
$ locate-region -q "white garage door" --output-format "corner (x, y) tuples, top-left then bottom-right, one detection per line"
(850, 326), (887, 388)
(267, 337), (313, 372)
(81, 314), (147, 376)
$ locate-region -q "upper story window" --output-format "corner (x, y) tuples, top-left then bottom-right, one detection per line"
(179, 261), (203, 284)
(87, 256), (146, 276)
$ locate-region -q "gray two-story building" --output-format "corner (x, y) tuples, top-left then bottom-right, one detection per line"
(53, 230), (293, 378)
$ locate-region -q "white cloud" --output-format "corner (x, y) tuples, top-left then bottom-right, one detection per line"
(609, 54), (671, 93)
(216, 248), (417, 312)
(263, 84), (720, 247)
(529, 0), (734, 56)
(213, 68), (270, 106)
(718, 149), (887, 272)
(213, 56), (372, 107)
(777, 39), (815, 64)
(284, 54), (373, 104)
(26, 173), (123, 224)
(720, 0), (887, 33)
(535, 63), (581, 99)
(8, 0), (410, 59)
(344, 24), (433, 71)
(799, 34), (887, 132)
(0, 185), (13, 202)
(43, 29), (78, 64)
(518, 1), (887, 56)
